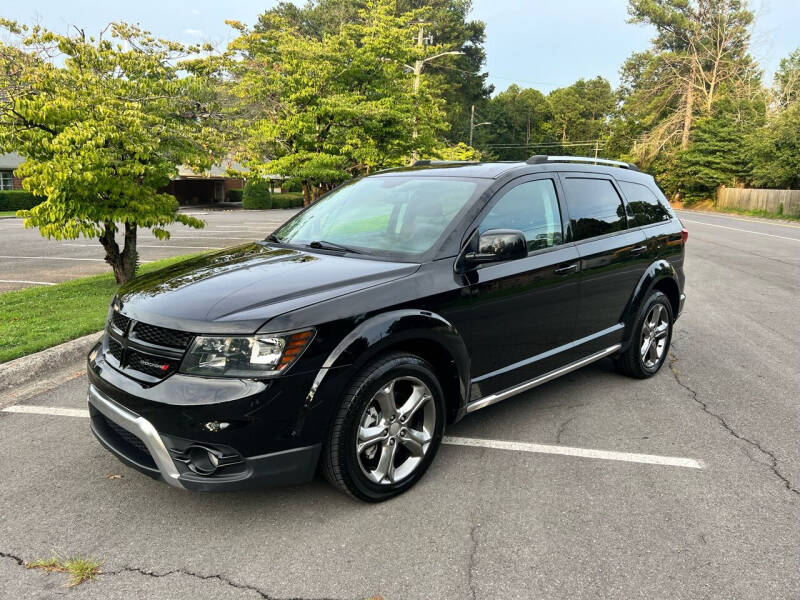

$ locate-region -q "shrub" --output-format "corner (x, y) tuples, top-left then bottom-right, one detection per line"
(0, 190), (43, 211)
(272, 193), (305, 209)
(227, 188), (243, 203)
(242, 179), (272, 209)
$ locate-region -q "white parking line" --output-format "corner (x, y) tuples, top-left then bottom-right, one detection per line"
(680, 219), (800, 242)
(0, 406), (704, 469)
(0, 255), (153, 263)
(3, 405), (89, 418)
(60, 244), (222, 250)
(0, 279), (55, 286)
(442, 436), (704, 469)
(676, 210), (800, 229)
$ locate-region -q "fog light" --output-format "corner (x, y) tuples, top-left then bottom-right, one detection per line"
(187, 446), (220, 476)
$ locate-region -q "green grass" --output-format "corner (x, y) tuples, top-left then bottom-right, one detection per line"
(0, 253), (201, 363)
(0, 211), (19, 217)
(26, 556), (102, 587)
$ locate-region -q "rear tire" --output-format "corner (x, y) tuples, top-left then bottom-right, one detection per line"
(615, 290), (673, 379)
(321, 352), (445, 502)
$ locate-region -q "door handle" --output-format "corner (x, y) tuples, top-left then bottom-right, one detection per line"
(554, 264), (579, 275)
(630, 245), (648, 255)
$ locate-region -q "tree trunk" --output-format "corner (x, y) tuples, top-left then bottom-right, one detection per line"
(681, 66), (696, 151)
(301, 182), (311, 207)
(99, 221), (138, 284)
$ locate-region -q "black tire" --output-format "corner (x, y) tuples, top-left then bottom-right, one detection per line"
(321, 352), (446, 502)
(615, 290), (673, 379)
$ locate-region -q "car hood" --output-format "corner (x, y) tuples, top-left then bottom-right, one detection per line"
(116, 243), (419, 334)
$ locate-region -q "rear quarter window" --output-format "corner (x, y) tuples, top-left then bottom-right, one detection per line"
(562, 177), (627, 241)
(619, 181), (671, 227)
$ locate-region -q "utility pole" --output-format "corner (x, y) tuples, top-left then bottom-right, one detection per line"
(594, 139), (599, 160)
(468, 104), (490, 147)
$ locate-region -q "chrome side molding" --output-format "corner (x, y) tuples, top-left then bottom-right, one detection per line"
(87, 384), (184, 488)
(466, 344), (622, 414)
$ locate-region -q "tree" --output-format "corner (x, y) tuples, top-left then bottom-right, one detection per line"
(256, 0), (493, 144)
(749, 100), (800, 189)
(773, 48), (800, 108)
(547, 77), (615, 151)
(0, 21), (220, 283)
(621, 0), (759, 164)
(473, 85), (554, 160)
(225, 0), (451, 205)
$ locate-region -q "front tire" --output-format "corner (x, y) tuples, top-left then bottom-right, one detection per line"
(615, 290), (673, 379)
(321, 352), (445, 502)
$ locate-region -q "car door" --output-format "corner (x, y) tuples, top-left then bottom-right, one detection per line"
(617, 179), (684, 263)
(559, 173), (650, 353)
(461, 175), (582, 399)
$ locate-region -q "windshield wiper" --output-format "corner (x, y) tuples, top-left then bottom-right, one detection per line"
(266, 233), (282, 243)
(307, 240), (363, 254)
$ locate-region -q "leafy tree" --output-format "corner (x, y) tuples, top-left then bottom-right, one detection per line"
(0, 21), (220, 283)
(620, 0), (759, 173)
(432, 142), (482, 161)
(225, 0), (451, 205)
(473, 85), (555, 160)
(773, 48), (800, 108)
(749, 100), (800, 189)
(547, 77), (615, 151)
(257, 0), (493, 144)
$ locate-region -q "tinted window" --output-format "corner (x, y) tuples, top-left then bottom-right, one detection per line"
(481, 179), (563, 251)
(563, 178), (627, 241)
(619, 181), (671, 226)
(274, 176), (484, 258)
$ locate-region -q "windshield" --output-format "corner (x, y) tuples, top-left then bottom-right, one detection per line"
(272, 176), (485, 259)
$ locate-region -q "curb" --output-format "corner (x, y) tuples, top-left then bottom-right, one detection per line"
(0, 331), (103, 396)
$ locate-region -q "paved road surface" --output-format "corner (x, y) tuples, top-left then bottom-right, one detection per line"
(1, 210), (798, 599)
(0, 209), (300, 292)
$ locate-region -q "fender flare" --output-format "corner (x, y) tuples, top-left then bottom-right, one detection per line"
(622, 259), (680, 334)
(304, 309), (471, 415)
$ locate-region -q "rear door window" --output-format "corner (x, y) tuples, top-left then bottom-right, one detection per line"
(562, 177), (627, 241)
(619, 181), (671, 226)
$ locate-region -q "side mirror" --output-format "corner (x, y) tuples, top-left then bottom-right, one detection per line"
(465, 229), (527, 265)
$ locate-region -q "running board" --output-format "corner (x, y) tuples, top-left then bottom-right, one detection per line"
(465, 344), (622, 413)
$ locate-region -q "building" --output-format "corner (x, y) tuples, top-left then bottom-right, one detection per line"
(0, 152), (24, 191)
(0, 153), (245, 205)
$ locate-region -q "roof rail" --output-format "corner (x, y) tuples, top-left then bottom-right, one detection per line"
(411, 159), (478, 167)
(526, 155), (639, 171)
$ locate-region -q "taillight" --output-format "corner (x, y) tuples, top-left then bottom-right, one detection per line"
(681, 227), (689, 244)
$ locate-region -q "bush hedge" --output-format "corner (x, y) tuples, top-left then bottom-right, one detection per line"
(227, 188), (243, 203)
(242, 179), (272, 210)
(272, 193), (305, 209)
(0, 190), (43, 211)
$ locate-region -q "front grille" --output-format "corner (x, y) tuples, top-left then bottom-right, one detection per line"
(107, 419), (150, 456)
(111, 311), (130, 333)
(127, 350), (179, 379)
(130, 322), (194, 349)
(107, 338), (123, 362)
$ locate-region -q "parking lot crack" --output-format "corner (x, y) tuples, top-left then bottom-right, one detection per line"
(669, 352), (799, 498)
(99, 565), (339, 600)
(555, 416), (576, 445)
(0, 551), (25, 566)
(466, 522), (480, 600)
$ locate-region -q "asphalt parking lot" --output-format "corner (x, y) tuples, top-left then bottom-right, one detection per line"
(1, 210), (798, 599)
(0, 208), (301, 292)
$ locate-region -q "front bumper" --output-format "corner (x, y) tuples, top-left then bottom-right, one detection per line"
(87, 382), (322, 492)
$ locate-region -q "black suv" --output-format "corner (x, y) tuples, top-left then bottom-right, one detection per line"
(87, 155), (687, 501)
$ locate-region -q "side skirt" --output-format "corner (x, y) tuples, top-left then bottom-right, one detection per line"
(465, 344), (622, 414)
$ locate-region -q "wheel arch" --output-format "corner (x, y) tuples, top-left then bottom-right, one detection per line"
(622, 260), (681, 338)
(305, 310), (471, 424)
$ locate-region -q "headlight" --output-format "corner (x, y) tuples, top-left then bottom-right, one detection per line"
(180, 329), (314, 377)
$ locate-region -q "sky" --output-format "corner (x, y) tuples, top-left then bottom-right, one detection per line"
(2, 0), (798, 95)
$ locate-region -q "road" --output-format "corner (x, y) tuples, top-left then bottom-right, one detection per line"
(0, 208), (300, 292)
(1, 210), (798, 599)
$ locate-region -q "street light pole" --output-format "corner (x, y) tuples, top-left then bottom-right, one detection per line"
(469, 104), (490, 147)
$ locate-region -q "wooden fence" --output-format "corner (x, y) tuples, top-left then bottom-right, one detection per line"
(717, 187), (800, 216)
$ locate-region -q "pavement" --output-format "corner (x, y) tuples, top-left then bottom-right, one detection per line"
(0, 210), (798, 599)
(0, 208), (301, 293)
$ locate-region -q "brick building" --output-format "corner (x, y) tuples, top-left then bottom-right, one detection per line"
(0, 152), (24, 191)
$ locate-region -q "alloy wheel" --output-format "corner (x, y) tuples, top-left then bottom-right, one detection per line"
(640, 303), (669, 369)
(356, 376), (436, 485)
